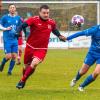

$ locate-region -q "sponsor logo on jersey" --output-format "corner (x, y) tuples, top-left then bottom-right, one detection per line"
(48, 24), (51, 29)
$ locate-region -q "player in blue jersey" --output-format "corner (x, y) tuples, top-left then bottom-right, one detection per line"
(0, 4), (22, 75)
(66, 25), (100, 91)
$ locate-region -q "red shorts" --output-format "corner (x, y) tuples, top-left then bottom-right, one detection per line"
(24, 45), (47, 65)
(18, 37), (23, 45)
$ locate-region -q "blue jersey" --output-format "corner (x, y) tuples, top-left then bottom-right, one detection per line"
(67, 25), (100, 53)
(0, 14), (22, 42)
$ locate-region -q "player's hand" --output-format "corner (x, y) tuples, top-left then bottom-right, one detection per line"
(4, 27), (12, 31)
(59, 35), (66, 42)
(66, 37), (68, 41)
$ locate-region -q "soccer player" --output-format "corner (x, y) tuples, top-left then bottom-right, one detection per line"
(16, 5), (66, 89)
(66, 25), (100, 91)
(0, 4), (22, 75)
(16, 31), (23, 65)
(16, 18), (25, 65)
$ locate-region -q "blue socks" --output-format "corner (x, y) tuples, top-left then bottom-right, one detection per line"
(80, 74), (95, 88)
(0, 58), (16, 73)
(1, 57), (8, 67)
(8, 59), (15, 73)
(75, 71), (82, 81)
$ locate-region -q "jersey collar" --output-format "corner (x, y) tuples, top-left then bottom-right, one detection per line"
(8, 13), (16, 17)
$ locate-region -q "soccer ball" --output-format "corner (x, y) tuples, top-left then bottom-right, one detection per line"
(71, 15), (84, 27)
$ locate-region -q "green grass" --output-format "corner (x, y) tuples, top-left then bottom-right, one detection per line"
(0, 49), (100, 100)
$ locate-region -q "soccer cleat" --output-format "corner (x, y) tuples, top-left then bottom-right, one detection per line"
(70, 78), (77, 87)
(16, 81), (25, 89)
(78, 86), (84, 92)
(0, 64), (4, 72)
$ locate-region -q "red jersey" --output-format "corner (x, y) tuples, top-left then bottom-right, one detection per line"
(25, 16), (56, 48)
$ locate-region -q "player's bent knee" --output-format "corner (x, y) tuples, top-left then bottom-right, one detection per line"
(80, 64), (90, 75)
(94, 70), (100, 75)
(6, 54), (12, 59)
(31, 58), (41, 68)
(11, 55), (16, 60)
(92, 73), (99, 79)
(11, 53), (17, 60)
(31, 62), (39, 68)
(94, 65), (100, 74)
(93, 70), (100, 79)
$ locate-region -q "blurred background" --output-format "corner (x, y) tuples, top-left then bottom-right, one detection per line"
(0, 1), (100, 48)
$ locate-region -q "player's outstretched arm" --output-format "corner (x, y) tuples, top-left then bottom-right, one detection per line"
(52, 29), (66, 42)
(66, 25), (98, 41)
(66, 31), (85, 41)
(0, 24), (11, 31)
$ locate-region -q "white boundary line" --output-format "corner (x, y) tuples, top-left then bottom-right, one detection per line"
(2, 1), (99, 4)
(26, 43), (68, 50)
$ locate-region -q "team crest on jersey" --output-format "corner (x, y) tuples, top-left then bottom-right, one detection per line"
(48, 24), (52, 29)
(16, 20), (18, 24)
(8, 20), (11, 23)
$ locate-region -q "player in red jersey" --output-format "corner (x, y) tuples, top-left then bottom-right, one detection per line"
(16, 31), (23, 65)
(16, 18), (27, 65)
(16, 17), (24, 65)
(16, 5), (66, 89)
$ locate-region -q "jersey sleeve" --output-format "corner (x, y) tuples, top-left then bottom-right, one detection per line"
(52, 20), (57, 31)
(83, 25), (98, 36)
(0, 24), (6, 30)
(18, 17), (23, 26)
(25, 17), (35, 26)
(0, 15), (6, 26)
(67, 25), (98, 41)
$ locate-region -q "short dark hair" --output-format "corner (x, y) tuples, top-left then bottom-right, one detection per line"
(39, 5), (49, 11)
(8, 4), (16, 8)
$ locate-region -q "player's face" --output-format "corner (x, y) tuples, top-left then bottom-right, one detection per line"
(9, 5), (16, 15)
(39, 8), (49, 20)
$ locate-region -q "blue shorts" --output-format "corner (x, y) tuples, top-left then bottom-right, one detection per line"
(84, 51), (100, 66)
(4, 41), (18, 54)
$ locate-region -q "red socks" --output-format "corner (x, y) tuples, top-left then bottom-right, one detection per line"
(21, 66), (35, 82)
(22, 68), (26, 76)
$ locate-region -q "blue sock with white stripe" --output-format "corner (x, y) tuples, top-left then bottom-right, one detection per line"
(80, 74), (95, 88)
(1, 57), (8, 67)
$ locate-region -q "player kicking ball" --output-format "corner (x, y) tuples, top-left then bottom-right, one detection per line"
(66, 25), (100, 91)
(16, 5), (66, 89)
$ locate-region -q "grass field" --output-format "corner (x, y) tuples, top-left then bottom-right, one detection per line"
(0, 49), (100, 100)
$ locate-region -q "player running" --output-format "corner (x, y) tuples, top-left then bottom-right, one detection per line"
(16, 5), (66, 89)
(0, 4), (22, 75)
(66, 25), (100, 91)
(16, 17), (25, 65)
